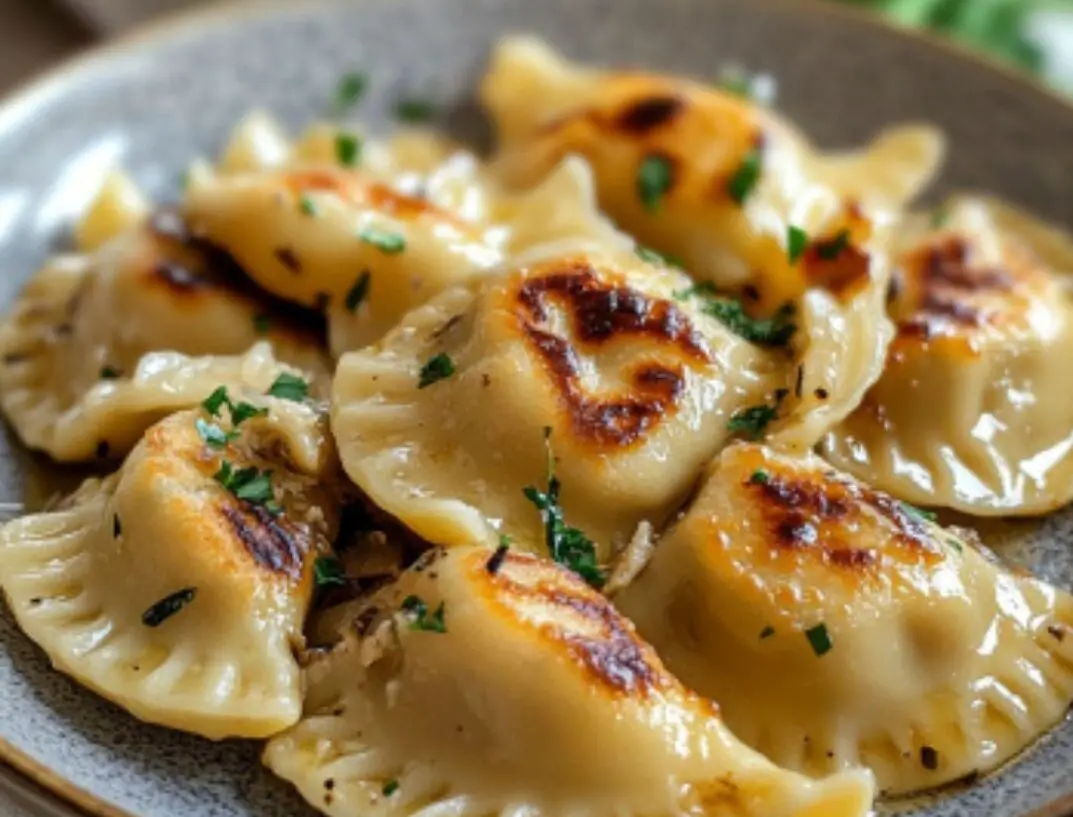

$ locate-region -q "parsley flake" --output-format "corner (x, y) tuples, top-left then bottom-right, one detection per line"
(202, 386), (230, 417)
(816, 228), (851, 260)
(727, 402), (779, 440)
(202, 386), (266, 426)
(333, 71), (368, 113)
(805, 623), (833, 657)
(522, 428), (605, 588)
(313, 556), (347, 589)
(195, 418), (236, 449)
(142, 587), (196, 628)
(727, 147), (763, 204)
(636, 153), (674, 212)
(359, 227), (406, 255)
(401, 595), (447, 633)
(702, 298), (796, 347)
(636, 245), (683, 268)
(787, 225), (808, 264)
(299, 195), (318, 217)
(99, 365), (120, 380)
(229, 401), (268, 426)
(749, 469), (770, 485)
(382, 779), (400, 797)
(267, 372), (309, 402)
(394, 98), (437, 123)
(335, 132), (362, 167)
(485, 537), (511, 575)
(345, 270), (371, 313)
(901, 501), (938, 523)
(418, 353), (455, 388)
(214, 461), (276, 507)
(252, 313), (271, 333)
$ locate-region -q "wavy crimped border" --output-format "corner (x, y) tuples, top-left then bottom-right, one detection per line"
(1, 0), (1073, 815)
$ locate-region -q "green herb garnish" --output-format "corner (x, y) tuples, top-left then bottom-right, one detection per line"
(142, 587), (196, 628)
(418, 353), (455, 389)
(727, 402), (779, 440)
(901, 501), (938, 523)
(787, 225), (808, 264)
(299, 195), (318, 217)
(805, 622), (832, 657)
(229, 401), (268, 426)
(636, 154), (674, 212)
(382, 779), (399, 797)
(359, 227), (406, 254)
(214, 461), (276, 507)
(313, 556), (347, 589)
(522, 428), (605, 588)
(749, 469), (770, 485)
(485, 537), (511, 575)
(703, 298), (796, 347)
(816, 228), (851, 260)
(345, 270), (371, 313)
(202, 386), (231, 417)
(333, 71), (368, 113)
(636, 245), (683, 268)
(394, 98), (436, 123)
(252, 313), (271, 333)
(335, 132), (362, 166)
(267, 372), (309, 402)
(195, 418), (236, 449)
(727, 147), (763, 204)
(400, 595), (447, 633)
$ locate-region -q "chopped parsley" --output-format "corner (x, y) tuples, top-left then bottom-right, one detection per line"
(717, 65), (753, 99)
(727, 402), (779, 440)
(815, 228), (851, 260)
(335, 131), (362, 166)
(702, 298), (796, 347)
(523, 428), (605, 588)
(252, 313), (271, 334)
(313, 556), (347, 589)
(400, 595), (447, 633)
(727, 147), (763, 204)
(787, 225), (808, 264)
(760, 625), (775, 639)
(901, 501), (938, 523)
(195, 418), (236, 449)
(267, 372), (309, 402)
(214, 461), (277, 508)
(636, 153), (674, 212)
(394, 98), (436, 123)
(299, 195), (318, 217)
(99, 365), (120, 380)
(359, 227), (406, 255)
(674, 281), (718, 301)
(345, 270), (371, 313)
(805, 623), (833, 657)
(382, 779), (400, 797)
(142, 587), (196, 628)
(418, 353), (456, 389)
(635, 245), (683, 268)
(931, 207), (950, 229)
(749, 469), (770, 485)
(202, 386), (267, 426)
(333, 71), (368, 113)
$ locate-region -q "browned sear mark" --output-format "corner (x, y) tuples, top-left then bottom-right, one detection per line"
(614, 95), (684, 133)
(221, 502), (307, 579)
(516, 264), (710, 447)
(275, 247), (302, 274)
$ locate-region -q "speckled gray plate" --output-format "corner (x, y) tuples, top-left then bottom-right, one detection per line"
(2, 0), (1073, 815)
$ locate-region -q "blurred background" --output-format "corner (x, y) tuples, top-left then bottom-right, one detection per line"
(3, 0), (1073, 94)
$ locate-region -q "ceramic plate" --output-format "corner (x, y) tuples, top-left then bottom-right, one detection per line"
(2, 0), (1073, 815)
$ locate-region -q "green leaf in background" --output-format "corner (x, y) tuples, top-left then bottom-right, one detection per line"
(837, 0), (1044, 76)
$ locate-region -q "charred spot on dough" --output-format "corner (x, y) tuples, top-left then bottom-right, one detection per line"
(802, 242), (871, 299)
(484, 552), (670, 699)
(221, 501), (308, 579)
(284, 170), (469, 229)
(613, 94), (685, 133)
(274, 246), (303, 275)
(514, 263), (709, 447)
(747, 464), (940, 565)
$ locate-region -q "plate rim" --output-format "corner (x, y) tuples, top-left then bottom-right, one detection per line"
(1, 0), (1073, 815)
